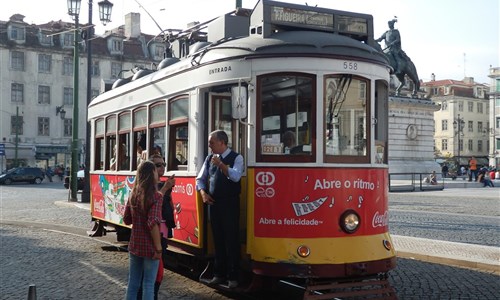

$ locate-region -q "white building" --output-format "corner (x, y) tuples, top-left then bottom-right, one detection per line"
(422, 75), (491, 170)
(0, 13), (166, 171)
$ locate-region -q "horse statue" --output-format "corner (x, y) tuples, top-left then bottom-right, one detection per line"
(374, 19), (420, 97)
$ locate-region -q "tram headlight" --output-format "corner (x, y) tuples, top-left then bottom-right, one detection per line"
(340, 210), (360, 234)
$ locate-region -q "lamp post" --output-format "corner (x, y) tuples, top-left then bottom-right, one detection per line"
(67, 0), (113, 202)
(67, 0), (81, 202)
(13, 106), (21, 168)
(453, 114), (465, 171)
(81, 0), (114, 203)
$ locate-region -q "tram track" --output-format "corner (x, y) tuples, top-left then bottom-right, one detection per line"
(1, 219), (306, 299)
(0, 219), (127, 250)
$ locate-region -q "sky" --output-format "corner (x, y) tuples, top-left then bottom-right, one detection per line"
(2, 0), (499, 83)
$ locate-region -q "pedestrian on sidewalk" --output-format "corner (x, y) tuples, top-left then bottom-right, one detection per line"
(441, 164), (449, 178)
(468, 157), (478, 182)
(478, 167), (495, 187)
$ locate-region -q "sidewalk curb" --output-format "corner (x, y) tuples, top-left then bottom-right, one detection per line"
(392, 235), (500, 273)
(396, 251), (499, 273)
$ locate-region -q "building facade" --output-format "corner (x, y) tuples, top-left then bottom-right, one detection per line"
(422, 75), (491, 170)
(0, 13), (164, 172)
(488, 66), (500, 169)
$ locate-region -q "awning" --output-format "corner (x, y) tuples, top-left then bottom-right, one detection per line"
(35, 145), (70, 154)
(457, 157), (489, 167)
(476, 157), (489, 166)
(35, 145), (70, 159)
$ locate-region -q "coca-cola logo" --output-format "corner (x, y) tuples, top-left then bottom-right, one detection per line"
(372, 211), (389, 228)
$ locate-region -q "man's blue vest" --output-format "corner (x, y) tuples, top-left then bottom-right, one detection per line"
(207, 151), (241, 200)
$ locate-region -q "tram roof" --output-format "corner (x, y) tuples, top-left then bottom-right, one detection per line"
(89, 0), (389, 112)
(197, 30), (388, 65)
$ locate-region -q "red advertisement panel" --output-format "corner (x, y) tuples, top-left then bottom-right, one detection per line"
(253, 168), (388, 238)
(91, 174), (200, 247)
(91, 174), (135, 225)
(169, 177), (199, 246)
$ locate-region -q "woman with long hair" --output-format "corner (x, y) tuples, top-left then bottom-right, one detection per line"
(124, 160), (163, 300)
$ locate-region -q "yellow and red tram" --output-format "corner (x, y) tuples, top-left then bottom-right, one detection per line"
(87, 0), (395, 295)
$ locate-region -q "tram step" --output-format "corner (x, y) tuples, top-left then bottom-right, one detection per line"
(304, 277), (397, 299)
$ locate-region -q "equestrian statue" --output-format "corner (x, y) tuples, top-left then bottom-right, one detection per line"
(375, 18), (420, 97)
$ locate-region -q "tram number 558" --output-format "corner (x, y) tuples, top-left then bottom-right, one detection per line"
(343, 61), (358, 70)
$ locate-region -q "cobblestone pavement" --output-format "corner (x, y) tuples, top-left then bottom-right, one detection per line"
(1, 183), (499, 299)
(0, 224), (233, 300)
(389, 188), (500, 246)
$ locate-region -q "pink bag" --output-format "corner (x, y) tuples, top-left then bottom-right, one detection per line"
(160, 222), (169, 238)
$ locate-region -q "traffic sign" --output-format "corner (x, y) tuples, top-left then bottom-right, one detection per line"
(0, 143), (5, 156)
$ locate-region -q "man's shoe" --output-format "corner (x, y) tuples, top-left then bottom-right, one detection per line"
(228, 280), (238, 288)
(208, 276), (225, 285)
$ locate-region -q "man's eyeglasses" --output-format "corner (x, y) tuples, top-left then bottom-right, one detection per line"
(155, 162), (166, 168)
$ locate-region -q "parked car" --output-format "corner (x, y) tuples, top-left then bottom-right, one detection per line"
(0, 167), (45, 185)
(64, 170), (85, 190)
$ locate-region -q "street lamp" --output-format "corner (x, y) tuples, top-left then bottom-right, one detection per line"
(82, 0), (113, 203)
(453, 114), (465, 171)
(56, 105), (66, 119)
(67, 0), (113, 202)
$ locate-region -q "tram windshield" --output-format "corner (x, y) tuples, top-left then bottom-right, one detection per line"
(257, 73), (315, 162)
(325, 75), (369, 163)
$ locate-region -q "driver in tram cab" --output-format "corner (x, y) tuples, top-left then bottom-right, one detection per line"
(283, 131), (296, 154)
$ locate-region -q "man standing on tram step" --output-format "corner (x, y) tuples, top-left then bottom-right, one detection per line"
(196, 130), (244, 289)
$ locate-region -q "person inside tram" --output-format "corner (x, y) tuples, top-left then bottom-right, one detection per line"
(136, 134), (148, 167)
(152, 144), (163, 158)
(110, 143), (129, 171)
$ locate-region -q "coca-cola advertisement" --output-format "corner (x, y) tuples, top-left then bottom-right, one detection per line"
(253, 168), (389, 238)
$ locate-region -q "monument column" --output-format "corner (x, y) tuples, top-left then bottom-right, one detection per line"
(388, 96), (441, 174)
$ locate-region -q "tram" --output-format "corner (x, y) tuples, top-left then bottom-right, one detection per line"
(87, 0), (396, 296)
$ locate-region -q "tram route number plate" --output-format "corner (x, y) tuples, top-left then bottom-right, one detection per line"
(262, 144), (283, 155)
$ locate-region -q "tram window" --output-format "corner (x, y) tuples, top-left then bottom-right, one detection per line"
(115, 113), (131, 171)
(150, 127), (166, 158)
(94, 119), (105, 170)
(324, 75), (369, 163)
(106, 135), (116, 170)
(168, 96), (189, 170)
(111, 134), (130, 171)
(374, 80), (388, 164)
(133, 107), (148, 170)
(150, 102), (166, 161)
(133, 131), (147, 170)
(105, 116), (116, 170)
(95, 137), (104, 170)
(257, 73), (315, 162)
(212, 95), (235, 148)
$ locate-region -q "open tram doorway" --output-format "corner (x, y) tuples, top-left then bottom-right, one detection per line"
(210, 93), (245, 156)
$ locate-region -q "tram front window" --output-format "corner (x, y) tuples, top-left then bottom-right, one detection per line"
(257, 73), (315, 162)
(324, 75), (369, 163)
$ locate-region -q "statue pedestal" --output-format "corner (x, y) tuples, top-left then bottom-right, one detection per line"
(388, 96), (441, 175)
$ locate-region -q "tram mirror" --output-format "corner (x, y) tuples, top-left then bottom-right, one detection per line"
(231, 86), (247, 119)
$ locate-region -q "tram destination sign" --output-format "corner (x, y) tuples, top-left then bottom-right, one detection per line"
(270, 5), (334, 31)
